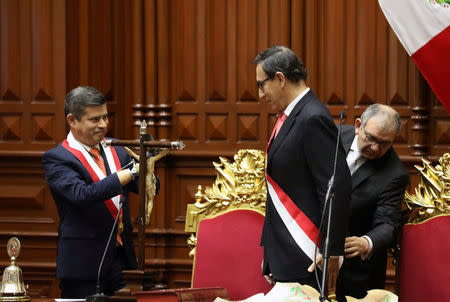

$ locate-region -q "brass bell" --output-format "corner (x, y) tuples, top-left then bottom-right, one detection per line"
(0, 238), (30, 301)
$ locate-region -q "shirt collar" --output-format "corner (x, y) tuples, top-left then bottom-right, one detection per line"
(69, 131), (100, 151)
(283, 87), (310, 117)
(349, 135), (365, 159)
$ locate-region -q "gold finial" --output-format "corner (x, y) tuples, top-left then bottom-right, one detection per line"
(194, 186), (203, 203)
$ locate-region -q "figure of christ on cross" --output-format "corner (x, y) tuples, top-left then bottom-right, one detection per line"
(106, 120), (185, 269)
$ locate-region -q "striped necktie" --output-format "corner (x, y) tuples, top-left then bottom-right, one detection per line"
(88, 147), (123, 245)
(88, 147), (107, 175)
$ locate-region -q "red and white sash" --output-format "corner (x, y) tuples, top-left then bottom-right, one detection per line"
(62, 132), (123, 219)
(265, 174), (319, 261)
(265, 107), (319, 261)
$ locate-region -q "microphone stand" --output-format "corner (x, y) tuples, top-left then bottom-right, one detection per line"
(86, 198), (124, 302)
(319, 111), (345, 302)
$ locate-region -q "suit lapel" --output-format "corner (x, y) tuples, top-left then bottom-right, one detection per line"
(351, 160), (377, 190)
(341, 125), (355, 155)
(267, 115), (295, 156)
(351, 147), (392, 190)
(267, 91), (312, 164)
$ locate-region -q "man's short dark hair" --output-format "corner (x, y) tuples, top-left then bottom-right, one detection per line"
(253, 45), (307, 83)
(64, 86), (106, 120)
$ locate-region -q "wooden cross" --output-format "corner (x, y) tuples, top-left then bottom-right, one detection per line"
(106, 120), (185, 270)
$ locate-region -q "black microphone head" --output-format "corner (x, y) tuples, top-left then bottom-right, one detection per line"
(339, 110), (346, 119)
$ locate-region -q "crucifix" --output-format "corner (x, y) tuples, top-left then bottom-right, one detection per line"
(105, 121), (185, 285)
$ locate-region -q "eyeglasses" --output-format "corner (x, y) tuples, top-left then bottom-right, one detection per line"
(361, 128), (393, 148)
(256, 77), (272, 91)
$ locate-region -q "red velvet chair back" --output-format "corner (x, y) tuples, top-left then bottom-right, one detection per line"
(192, 209), (273, 300)
(399, 215), (450, 301)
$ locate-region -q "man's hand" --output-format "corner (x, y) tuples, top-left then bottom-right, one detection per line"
(117, 169), (133, 186)
(263, 274), (275, 285)
(307, 254), (340, 297)
(261, 260), (275, 285)
(307, 253), (323, 272)
(344, 236), (369, 258)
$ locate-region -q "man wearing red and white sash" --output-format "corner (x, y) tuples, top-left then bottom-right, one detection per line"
(254, 46), (351, 290)
(42, 87), (157, 298)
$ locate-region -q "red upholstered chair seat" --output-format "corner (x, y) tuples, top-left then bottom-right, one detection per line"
(192, 209), (273, 300)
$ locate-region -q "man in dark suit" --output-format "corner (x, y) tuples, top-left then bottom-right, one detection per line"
(336, 104), (409, 300)
(42, 86), (158, 298)
(255, 45), (351, 291)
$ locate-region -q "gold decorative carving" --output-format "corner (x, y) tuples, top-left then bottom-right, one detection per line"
(404, 153), (450, 224)
(187, 234), (197, 258)
(185, 149), (267, 256)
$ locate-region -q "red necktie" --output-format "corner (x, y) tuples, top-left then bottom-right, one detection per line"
(274, 113), (287, 138)
(88, 147), (123, 245)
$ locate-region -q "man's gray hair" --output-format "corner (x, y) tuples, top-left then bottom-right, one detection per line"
(360, 104), (401, 135)
(64, 86), (106, 120)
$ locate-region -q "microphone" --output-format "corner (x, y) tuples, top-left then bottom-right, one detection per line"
(86, 198), (124, 302)
(315, 111), (345, 301)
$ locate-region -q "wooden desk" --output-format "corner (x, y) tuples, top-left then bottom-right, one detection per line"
(32, 287), (228, 302)
(134, 287), (228, 302)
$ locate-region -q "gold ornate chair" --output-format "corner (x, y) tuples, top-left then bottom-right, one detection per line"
(185, 149), (273, 301)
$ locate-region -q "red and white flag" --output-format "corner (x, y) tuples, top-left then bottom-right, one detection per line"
(378, 0), (450, 113)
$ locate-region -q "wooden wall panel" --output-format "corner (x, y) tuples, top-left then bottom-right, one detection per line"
(0, 0), (65, 152)
(169, 0), (294, 153)
(302, 0), (433, 163)
(0, 0), (65, 297)
(142, 0), (157, 136)
(0, 0), (448, 298)
(429, 92), (450, 158)
(0, 0), (21, 102)
(208, 0), (227, 103)
(66, 0), (128, 140)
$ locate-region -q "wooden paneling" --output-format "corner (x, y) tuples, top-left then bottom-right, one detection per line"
(0, 155), (59, 298)
(0, 1), (64, 297)
(0, 0), (448, 298)
(0, 0), (65, 153)
(429, 91), (450, 158)
(66, 0), (127, 140)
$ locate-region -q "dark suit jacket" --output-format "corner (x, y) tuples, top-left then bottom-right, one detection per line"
(261, 90), (351, 282)
(337, 125), (409, 299)
(42, 141), (154, 280)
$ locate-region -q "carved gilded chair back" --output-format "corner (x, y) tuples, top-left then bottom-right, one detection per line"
(185, 149), (267, 254)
